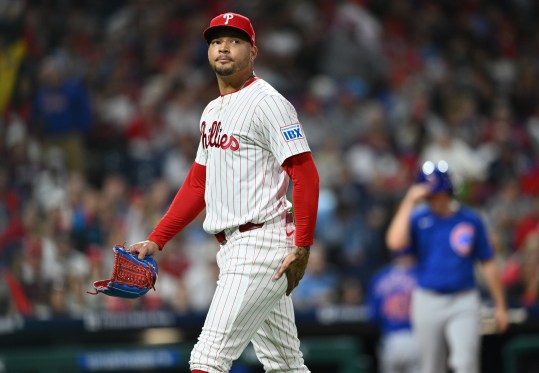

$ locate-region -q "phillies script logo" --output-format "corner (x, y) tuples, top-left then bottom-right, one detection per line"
(201, 121), (239, 151)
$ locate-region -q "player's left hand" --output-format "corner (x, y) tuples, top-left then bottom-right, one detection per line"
(494, 306), (509, 332)
(274, 246), (310, 296)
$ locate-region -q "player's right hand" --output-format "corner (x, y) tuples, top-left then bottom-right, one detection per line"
(406, 183), (432, 203)
(494, 306), (509, 332)
(128, 240), (160, 260)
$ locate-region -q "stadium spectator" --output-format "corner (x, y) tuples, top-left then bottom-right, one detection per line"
(1, 3), (539, 349)
(32, 56), (92, 174)
(292, 243), (341, 311)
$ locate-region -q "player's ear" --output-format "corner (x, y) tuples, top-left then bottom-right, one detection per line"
(250, 45), (258, 61)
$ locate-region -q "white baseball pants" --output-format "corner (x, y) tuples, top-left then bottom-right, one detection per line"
(190, 215), (309, 373)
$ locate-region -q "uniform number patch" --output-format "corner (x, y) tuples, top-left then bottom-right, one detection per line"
(281, 124), (303, 141)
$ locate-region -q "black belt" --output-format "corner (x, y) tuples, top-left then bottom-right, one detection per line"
(215, 222), (265, 244)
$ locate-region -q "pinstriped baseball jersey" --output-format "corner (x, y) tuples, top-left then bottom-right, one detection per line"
(195, 77), (311, 234)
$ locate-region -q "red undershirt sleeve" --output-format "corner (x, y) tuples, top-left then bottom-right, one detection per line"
(147, 162), (206, 249)
(282, 152), (319, 247)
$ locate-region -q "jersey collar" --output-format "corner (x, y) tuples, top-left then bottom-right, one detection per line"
(221, 76), (259, 97)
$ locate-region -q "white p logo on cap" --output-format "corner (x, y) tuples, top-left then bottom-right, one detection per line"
(223, 13), (234, 24)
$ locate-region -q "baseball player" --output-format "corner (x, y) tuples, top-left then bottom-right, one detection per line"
(385, 160), (508, 373)
(129, 12), (319, 373)
(367, 247), (420, 373)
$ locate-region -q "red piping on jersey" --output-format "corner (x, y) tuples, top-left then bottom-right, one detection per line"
(148, 162), (206, 249)
(282, 152), (319, 247)
(220, 76), (259, 97)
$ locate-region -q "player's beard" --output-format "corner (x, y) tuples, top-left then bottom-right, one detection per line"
(213, 57), (250, 77)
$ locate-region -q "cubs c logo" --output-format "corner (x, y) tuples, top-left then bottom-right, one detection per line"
(450, 223), (475, 256)
(223, 13), (234, 24)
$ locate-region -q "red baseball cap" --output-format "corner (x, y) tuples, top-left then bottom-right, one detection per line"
(203, 12), (256, 45)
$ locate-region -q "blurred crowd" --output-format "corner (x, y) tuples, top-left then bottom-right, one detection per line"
(2, 0), (539, 319)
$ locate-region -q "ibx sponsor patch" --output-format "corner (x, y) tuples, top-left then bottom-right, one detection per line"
(281, 124), (304, 141)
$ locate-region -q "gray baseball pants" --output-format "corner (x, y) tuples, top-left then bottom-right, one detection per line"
(411, 288), (481, 373)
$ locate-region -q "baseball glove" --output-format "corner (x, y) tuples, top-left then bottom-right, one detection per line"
(87, 244), (158, 298)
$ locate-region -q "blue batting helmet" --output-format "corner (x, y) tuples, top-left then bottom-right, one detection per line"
(416, 160), (453, 195)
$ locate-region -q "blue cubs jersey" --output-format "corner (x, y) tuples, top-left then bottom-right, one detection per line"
(368, 264), (418, 335)
(410, 204), (493, 293)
